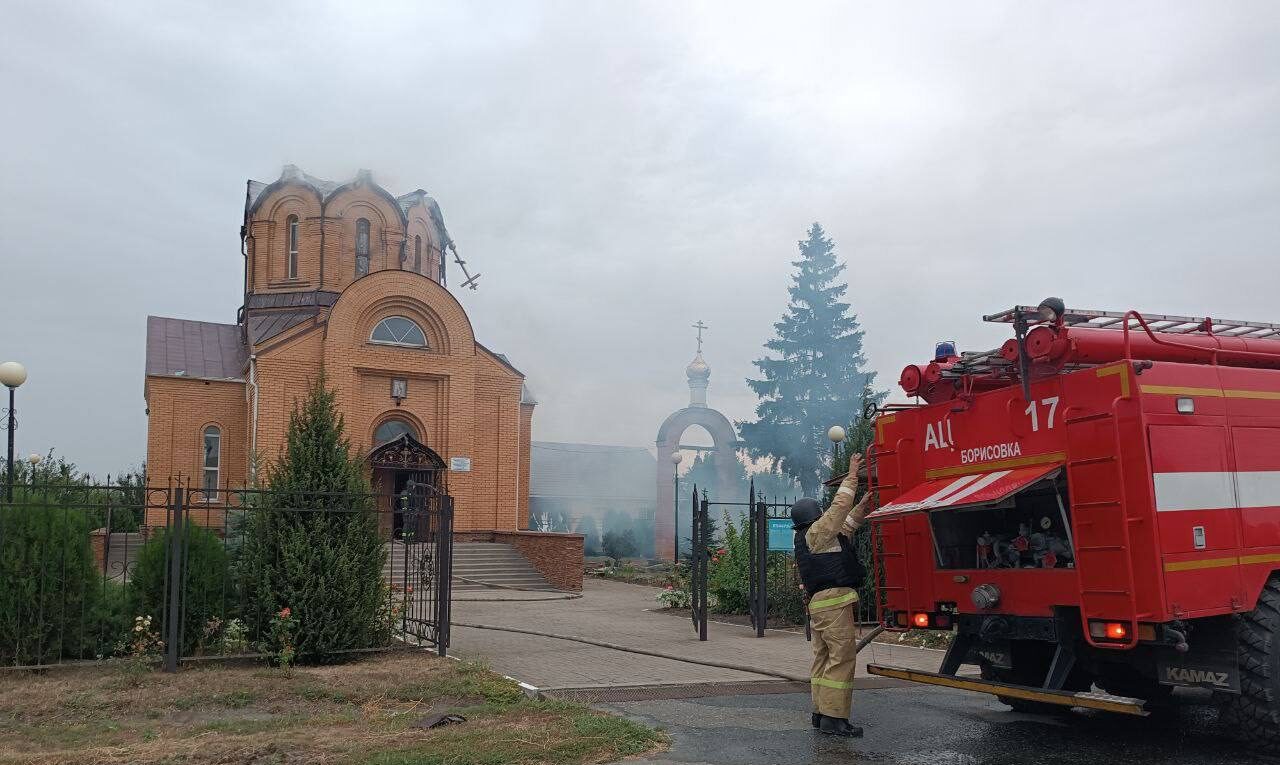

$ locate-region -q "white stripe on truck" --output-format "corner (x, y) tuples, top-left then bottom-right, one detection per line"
(1153, 471), (1280, 511)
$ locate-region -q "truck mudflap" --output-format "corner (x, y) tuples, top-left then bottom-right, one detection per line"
(866, 664), (1149, 716)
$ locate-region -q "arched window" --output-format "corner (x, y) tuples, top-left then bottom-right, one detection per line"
(371, 316), (427, 347)
(414, 235), (422, 273)
(286, 215), (300, 279)
(374, 418), (416, 445)
(355, 218), (370, 276)
(202, 425), (221, 500)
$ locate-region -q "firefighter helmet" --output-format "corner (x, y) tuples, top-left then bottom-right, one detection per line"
(791, 497), (822, 530)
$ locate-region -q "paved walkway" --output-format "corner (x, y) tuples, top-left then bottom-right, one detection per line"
(450, 579), (964, 690)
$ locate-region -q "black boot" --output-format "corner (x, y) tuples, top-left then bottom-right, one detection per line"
(811, 712), (822, 728)
(819, 716), (864, 738)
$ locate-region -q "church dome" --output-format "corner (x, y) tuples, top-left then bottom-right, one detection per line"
(686, 352), (711, 381)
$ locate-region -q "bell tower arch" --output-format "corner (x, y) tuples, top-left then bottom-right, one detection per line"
(655, 322), (739, 560)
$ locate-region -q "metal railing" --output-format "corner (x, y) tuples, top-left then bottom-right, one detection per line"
(0, 478), (453, 671)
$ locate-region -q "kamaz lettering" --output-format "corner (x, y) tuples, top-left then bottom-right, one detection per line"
(1164, 667), (1231, 689)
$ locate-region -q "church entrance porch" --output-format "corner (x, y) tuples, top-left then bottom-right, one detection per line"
(368, 433), (446, 541)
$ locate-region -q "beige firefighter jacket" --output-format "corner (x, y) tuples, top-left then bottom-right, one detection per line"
(804, 473), (871, 614)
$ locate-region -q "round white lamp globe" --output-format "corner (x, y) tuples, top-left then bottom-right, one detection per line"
(827, 425), (846, 444)
(0, 361), (27, 388)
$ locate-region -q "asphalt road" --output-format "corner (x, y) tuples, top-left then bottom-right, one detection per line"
(602, 686), (1275, 765)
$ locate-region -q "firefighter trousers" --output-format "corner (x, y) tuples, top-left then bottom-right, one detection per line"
(809, 592), (858, 720)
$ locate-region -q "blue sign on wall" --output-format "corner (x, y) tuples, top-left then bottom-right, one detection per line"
(767, 518), (794, 552)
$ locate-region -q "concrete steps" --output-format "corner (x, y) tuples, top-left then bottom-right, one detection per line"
(450, 542), (559, 592)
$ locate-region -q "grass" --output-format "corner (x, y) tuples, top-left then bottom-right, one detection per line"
(0, 653), (664, 764)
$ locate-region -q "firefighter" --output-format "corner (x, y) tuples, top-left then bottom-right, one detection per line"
(792, 454), (871, 738)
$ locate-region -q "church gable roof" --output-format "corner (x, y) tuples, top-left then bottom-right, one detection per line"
(476, 343), (525, 378)
(145, 316), (247, 381)
(246, 309), (316, 346)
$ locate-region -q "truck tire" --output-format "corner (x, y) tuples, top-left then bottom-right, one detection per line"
(1224, 576), (1280, 745)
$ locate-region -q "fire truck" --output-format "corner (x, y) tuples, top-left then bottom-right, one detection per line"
(865, 299), (1280, 743)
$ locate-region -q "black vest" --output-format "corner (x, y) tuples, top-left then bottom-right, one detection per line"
(794, 528), (865, 595)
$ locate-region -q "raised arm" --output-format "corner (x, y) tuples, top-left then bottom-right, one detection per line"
(805, 454), (871, 552)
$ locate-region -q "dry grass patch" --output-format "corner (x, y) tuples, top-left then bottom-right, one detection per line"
(0, 653), (663, 764)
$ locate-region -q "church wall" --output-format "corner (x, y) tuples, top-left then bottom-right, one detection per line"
(324, 188), (406, 289)
(317, 270), (529, 532)
(249, 327), (325, 474)
(143, 377), (247, 526)
(519, 403), (534, 529)
(246, 186), (323, 293)
(404, 211), (442, 280)
(249, 181), (457, 298)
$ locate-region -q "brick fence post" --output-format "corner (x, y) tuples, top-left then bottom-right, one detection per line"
(89, 528), (109, 572)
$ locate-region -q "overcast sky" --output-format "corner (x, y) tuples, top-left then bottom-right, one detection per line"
(3, 1), (1279, 476)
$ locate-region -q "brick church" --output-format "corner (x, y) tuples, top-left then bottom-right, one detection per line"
(143, 165), (535, 533)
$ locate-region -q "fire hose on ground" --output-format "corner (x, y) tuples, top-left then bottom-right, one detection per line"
(447, 621), (888, 683)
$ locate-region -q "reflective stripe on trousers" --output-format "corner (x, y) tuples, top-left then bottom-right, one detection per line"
(809, 592), (858, 719)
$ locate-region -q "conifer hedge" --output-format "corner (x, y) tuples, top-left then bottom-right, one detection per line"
(0, 487), (101, 665)
(239, 376), (388, 663)
(130, 523), (230, 656)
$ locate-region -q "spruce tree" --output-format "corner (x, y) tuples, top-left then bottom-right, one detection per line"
(740, 223), (882, 496)
(239, 375), (387, 663)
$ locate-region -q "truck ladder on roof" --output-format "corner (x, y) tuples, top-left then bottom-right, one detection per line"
(947, 305), (1280, 379)
(984, 305), (1280, 339)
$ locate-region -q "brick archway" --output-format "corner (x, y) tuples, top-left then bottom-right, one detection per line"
(655, 407), (739, 560)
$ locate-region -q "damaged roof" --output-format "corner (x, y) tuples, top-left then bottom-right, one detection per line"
(145, 316), (247, 381)
(245, 166), (452, 250)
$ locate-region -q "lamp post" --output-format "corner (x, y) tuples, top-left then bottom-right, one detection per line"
(0, 361), (28, 502)
(27, 453), (40, 486)
(671, 451), (683, 562)
(827, 425), (846, 478)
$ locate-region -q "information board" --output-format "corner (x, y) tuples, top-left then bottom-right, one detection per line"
(767, 518), (794, 552)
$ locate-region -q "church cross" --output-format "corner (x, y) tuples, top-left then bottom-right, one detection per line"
(693, 320), (708, 353)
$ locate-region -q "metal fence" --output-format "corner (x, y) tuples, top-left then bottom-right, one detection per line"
(687, 480), (880, 641)
(0, 478), (452, 671)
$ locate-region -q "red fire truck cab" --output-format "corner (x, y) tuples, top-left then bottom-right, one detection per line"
(867, 301), (1280, 742)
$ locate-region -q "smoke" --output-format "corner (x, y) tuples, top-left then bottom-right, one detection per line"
(4, 3), (1280, 474)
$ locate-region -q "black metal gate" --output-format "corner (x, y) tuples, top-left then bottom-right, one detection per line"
(393, 482), (454, 653)
(688, 486), (709, 641)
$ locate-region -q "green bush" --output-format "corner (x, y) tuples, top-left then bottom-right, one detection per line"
(708, 512), (748, 613)
(765, 555), (807, 624)
(601, 529), (638, 564)
(239, 376), (388, 664)
(129, 523), (231, 656)
(705, 511), (854, 626)
(0, 487), (101, 665)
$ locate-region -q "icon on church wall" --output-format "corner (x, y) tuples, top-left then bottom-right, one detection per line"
(391, 378), (408, 402)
